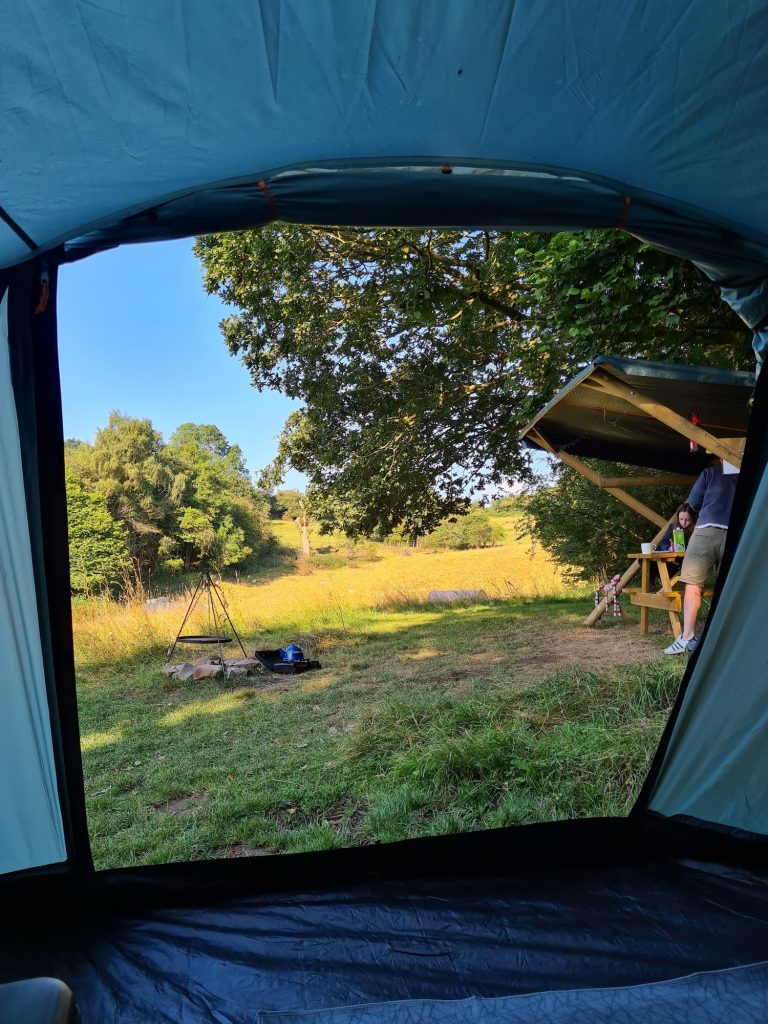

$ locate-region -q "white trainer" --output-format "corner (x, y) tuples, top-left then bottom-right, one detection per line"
(664, 636), (691, 656)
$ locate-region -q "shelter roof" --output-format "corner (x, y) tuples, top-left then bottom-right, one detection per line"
(521, 357), (754, 473)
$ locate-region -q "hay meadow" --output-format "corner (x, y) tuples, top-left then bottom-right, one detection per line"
(73, 517), (684, 869)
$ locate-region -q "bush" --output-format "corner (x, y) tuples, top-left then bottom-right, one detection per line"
(426, 510), (505, 550)
(305, 552), (348, 570)
(66, 472), (129, 594)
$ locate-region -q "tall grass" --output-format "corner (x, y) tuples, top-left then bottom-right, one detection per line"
(345, 659), (681, 825)
(71, 529), (574, 668)
(78, 617), (681, 868)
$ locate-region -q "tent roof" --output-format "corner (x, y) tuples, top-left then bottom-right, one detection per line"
(521, 357), (754, 473)
(3, 2), (768, 281)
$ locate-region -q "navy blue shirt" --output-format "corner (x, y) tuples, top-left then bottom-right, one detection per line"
(687, 464), (738, 529)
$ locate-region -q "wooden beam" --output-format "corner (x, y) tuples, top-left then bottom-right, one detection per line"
(599, 475), (697, 488)
(583, 511), (677, 627)
(528, 430), (691, 518)
(585, 370), (743, 467)
(527, 429), (677, 626)
(551, 447), (667, 528)
(629, 591), (682, 611)
(526, 427), (557, 455)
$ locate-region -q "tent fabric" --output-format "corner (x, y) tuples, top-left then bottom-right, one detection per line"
(521, 356), (753, 472)
(61, 167), (768, 289)
(4, 844), (768, 1023)
(0, 290), (65, 874)
(3, 1), (768, 1017)
(720, 281), (768, 366)
(0, 262), (92, 878)
(263, 961), (768, 1024)
(2, 2), (768, 288)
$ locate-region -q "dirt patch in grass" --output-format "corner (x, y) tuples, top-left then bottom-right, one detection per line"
(215, 843), (277, 858)
(153, 792), (207, 816)
(514, 627), (662, 675)
(321, 798), (366, 833)
(271, 798), (365, 834)
(442, 668), (477, 682)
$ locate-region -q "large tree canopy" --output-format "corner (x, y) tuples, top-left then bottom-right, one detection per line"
(66, 414), (174, 577)
(163, 423), (265, 571)
(195, 227), (750, 537)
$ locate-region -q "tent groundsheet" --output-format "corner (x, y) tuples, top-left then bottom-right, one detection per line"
(4, 823), (768, 1023)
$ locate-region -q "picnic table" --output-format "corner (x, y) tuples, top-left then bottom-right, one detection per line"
(625, 551), (685, 635)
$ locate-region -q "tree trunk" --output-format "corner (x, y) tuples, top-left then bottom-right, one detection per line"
(299, 513), (311, 558)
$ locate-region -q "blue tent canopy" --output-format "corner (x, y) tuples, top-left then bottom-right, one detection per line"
(4, 2), (768, 354)
(2, 3), (768, 297)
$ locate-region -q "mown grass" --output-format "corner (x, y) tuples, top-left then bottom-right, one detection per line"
(76, 591), (684, 869)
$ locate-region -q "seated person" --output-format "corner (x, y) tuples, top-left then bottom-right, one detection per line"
(657, 502), (698, 554)
(649, 502), (698, 584)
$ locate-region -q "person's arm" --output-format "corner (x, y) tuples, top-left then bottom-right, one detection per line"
(686, 468), (711, 513)
(657, 524), (673, 551)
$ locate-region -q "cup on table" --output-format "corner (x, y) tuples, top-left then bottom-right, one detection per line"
(641, 542), (654, 554)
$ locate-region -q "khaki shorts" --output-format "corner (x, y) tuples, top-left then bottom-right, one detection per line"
(679, 526), (727, 587)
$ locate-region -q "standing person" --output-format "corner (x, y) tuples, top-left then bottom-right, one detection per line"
(664, 461), (739, 656)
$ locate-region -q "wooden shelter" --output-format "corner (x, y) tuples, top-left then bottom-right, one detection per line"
(521, 357), (753, 626)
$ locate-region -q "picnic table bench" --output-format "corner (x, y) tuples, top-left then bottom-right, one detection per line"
(625, 551), (714, 634)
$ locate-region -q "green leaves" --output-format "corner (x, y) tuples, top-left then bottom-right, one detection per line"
(195, 225), (750, 538)
(65, 472), (129, 594)
(521, 461), (689, 582)
(65, 415), (270, 586)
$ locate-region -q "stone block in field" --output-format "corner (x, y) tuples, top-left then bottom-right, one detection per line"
(192, 663), (224, 679)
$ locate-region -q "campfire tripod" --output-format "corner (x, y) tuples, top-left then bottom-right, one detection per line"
(165, 570), (248, 666)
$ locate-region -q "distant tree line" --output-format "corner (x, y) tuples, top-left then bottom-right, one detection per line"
(65, 413), (271, 595)
(271, 487), (509, 554)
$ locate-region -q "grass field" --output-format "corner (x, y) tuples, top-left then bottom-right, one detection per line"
(72, 516), (567, 668)
(74, 522), (684, 869)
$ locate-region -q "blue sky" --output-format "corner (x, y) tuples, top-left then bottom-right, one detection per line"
(57, 239), (305, 488)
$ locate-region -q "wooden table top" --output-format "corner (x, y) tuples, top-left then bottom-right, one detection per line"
(628, 550), (683, 559)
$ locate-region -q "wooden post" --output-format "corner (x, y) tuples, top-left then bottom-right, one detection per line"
(639, 557), (650, 634)
(657, 559), (683, 635)
(526, 428), (677, 626)
(539, 442), (667, 529)
(585, 370), (744, 468)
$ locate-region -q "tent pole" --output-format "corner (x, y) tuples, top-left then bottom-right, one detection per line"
(527, 428), (675, 626)
(584, 370), (744, 467)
